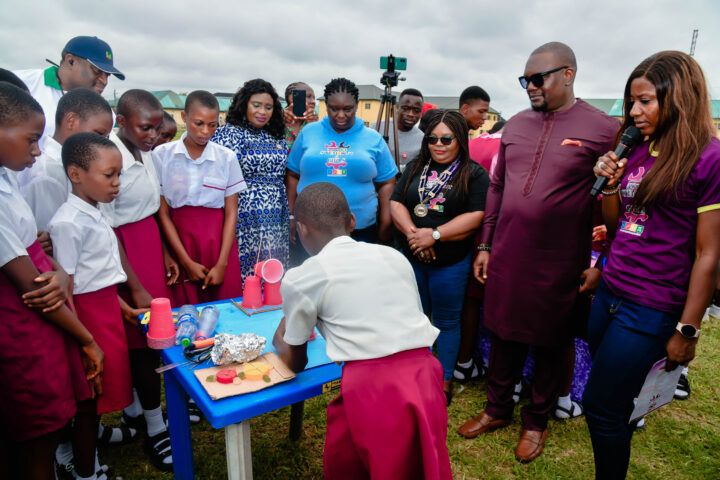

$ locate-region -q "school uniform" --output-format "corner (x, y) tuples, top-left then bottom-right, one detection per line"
(153, 135), (247, 305)
(105, 132), (173, 346)
(49, 194), (132, 415)
(281, 236), (452, 480)
(0, 167), (90, 441)
(14, 67), (64, 139)
(15, 135), (70, 231)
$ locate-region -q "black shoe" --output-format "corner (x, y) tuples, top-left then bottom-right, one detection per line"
(144, 430), (173, 472)
(97, 421), (137, 446)
(55, 459), (74, 480)
(453, 358), (487, 383)
(123, 411), (146, 432)
(674, 373), (691, 400)
(444, 390), (453, 407)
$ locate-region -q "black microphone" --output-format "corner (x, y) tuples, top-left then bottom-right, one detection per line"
(590, 126), (642, 196)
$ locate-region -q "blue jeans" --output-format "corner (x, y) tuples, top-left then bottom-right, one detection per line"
(583, 280), (679, 480)
(411, 253), (471, 381)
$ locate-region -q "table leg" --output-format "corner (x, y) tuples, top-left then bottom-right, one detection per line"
(165, 371), (194, 479)
(289, 401), (305, 441)
(225, 420), (253, 480)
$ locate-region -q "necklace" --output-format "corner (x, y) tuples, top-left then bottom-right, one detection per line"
(414, 158), (461, 217)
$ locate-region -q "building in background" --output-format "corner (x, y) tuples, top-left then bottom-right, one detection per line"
(318, 84), (503, 136)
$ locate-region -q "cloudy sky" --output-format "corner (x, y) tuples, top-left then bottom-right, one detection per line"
(2, 0), (718, 119)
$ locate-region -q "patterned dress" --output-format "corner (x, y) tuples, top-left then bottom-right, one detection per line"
(211, 123), (290, 282)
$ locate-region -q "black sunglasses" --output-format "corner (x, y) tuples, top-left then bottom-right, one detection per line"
(426, 135), (456, 146)
(518, 66), (568, 89)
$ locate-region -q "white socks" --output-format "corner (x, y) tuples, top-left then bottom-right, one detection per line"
(557, 395), (572, 410)
(124, 389), (143, 418)
(56, 441), (73, 466)
(144, 406), (166, 437)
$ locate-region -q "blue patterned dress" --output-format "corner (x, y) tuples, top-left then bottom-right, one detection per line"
(211, 123), (289, 282)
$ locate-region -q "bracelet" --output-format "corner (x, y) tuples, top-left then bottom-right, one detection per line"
(601, 184), (620, 196)
(477, 243), (491, 252)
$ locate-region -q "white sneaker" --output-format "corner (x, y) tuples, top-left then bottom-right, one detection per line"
(708, 305), (720, 322)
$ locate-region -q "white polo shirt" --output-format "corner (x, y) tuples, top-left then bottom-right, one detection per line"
(0, 167), (38, 268)
(14, 67), (63, 139)
(15, 136), (70, 231)
(281, 236), (439, 362)
(152, 134), (247, 208)
(102, 132), (161, 228)
(49, 194), (126, 294)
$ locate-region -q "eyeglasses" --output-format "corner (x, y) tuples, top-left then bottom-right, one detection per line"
(518, 66), (568, 89)
(426, 135), (456, 145)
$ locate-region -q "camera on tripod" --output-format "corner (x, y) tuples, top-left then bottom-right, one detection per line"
(379, 55), (407, 87)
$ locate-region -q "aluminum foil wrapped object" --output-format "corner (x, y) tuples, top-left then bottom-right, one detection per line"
(211, 333), (267, 366)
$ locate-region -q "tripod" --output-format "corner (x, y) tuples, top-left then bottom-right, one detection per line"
(374, 84), (401, 169)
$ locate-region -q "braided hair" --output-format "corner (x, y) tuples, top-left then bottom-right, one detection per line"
(323, 78), (359, 103)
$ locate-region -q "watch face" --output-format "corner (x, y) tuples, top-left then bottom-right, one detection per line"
(680, 324), (698, 337)
(432, 230), (440, 240)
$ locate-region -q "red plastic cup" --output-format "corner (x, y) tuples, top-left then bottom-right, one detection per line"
(147, 297), (175, 349)
(254, 259), (284, 283)
(241, 275), (264, 309)
(263, 280), (282, 306)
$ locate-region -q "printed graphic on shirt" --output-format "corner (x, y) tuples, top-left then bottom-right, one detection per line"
(429, 197), (445, 213)
(620, 166), (648, 237)
(322, 141), (352, 177)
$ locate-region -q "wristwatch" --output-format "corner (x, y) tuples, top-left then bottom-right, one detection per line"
(432, 228), (442, 241)
(676, 322), (700, 339)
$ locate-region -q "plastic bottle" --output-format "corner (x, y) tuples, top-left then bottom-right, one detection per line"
(196, 305), (219, 340)
(175, 305), (199, 347)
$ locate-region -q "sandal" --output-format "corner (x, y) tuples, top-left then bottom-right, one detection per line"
(97, 422), (137, 446)
(188, 399), (202, 424)
(554, 400), (584, 420)
(444, 390), (453, 407)
(452, 358), (487, 383)
(144, 430), (173, 472)
(674, 373), (691, 400)
(122, 411), (146, 433)
(55, 459), (74, 480)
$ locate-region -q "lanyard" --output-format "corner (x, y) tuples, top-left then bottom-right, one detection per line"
(417, 158), (461, 204)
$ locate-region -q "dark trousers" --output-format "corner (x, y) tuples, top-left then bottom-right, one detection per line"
(583, 281), (678, 480)
(485, 334), (567, 431)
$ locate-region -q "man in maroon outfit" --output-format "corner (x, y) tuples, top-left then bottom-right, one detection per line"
(457, 42), (619, 462)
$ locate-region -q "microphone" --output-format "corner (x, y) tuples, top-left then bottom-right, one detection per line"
(590, 126), (642, 196)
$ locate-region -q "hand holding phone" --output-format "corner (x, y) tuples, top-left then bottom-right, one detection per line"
(292, 89), (306, 117)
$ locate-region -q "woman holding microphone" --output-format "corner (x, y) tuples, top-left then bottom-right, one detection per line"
(584, 50), (720, 479)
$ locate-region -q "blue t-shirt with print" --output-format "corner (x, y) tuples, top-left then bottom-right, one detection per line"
(287, 117), (398, 228)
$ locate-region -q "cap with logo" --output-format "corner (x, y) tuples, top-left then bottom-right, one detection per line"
(63, 36), (125, 80)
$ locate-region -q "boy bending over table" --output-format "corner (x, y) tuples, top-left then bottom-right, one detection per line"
(273, 181), (452, 480)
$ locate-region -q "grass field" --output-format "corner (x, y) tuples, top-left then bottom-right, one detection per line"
(101, 318), (720, 479)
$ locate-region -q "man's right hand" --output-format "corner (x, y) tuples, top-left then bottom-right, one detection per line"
(474, 251), (490, 283)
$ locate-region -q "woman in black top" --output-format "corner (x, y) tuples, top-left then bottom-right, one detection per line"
(390, 110), (489, 404)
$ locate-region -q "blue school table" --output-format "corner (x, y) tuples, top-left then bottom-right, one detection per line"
(159, 299), (341, 480)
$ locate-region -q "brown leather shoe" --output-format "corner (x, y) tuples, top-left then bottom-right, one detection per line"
(457, 411), (511, 439)
(515, 429), (548, 463)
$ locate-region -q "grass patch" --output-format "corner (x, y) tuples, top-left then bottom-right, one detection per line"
(100, 320), (720, 479)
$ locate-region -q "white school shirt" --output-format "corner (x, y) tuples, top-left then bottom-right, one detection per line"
(49, 194), (126, 294)
(14, 67), (63, 139)
(15, 136), (70, 231)
(102, 132), (161, 227)
(0, 167), (38, 268)
(152, 134), (247, 208)
(281, 236), (439, 362)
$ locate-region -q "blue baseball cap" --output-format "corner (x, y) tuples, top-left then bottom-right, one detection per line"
(62, 36), (125, 80)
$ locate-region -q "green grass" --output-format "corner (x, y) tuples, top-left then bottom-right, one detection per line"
(101, 320), (720, 479)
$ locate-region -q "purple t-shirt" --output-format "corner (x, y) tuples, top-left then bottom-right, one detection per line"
(604, 138), (720, 313)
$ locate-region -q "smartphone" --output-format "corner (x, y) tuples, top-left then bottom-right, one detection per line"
(292, 89), (306, 117)
(380, 56), (407, 71)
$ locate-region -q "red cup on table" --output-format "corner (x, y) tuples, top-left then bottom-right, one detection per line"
(254, 259), (284, 283)
(147, 297), (175, 349)
(241, 275), (264, 309)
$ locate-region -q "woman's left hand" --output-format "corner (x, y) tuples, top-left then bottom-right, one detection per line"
(303, 109), (318, 123)
(406, 228), (435, 254)
(665, 332), (697, 371)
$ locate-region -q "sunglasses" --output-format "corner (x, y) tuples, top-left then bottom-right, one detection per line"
(518, 66), (568, 89)
(426, 135), (456, 145)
